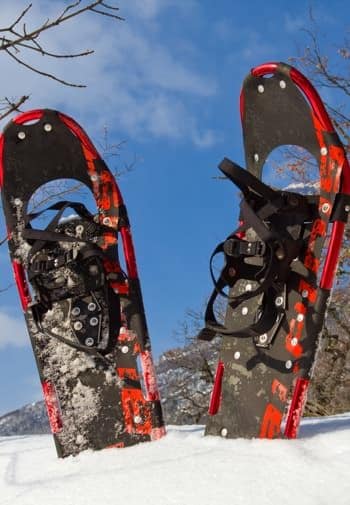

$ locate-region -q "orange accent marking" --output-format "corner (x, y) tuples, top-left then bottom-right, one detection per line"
(304, 253), (320, 273)
(298, 280), (317, 303)
(133, 342), (141, 354)
(293, 362), (301, 373)
(107, 442), (125, 449)
(117, 368), (139, 380)
(121, 389), (152, 435)
(118, 329), (136, 343)
(294, 302), (306, 314)
(110, 282), (129, 295)
(271, 379), (288, 402)
(259, 403), (283, 438)
(286, 328), (303, 358)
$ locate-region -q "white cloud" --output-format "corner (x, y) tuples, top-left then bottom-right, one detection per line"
(284, 13), (306, 33)
(122, 0), (198, 20)
(0, 311), (28, 348)
(0, 0), (218, 148)
(192, 129), (222, 149)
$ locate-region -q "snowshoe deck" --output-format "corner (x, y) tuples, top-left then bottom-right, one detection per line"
(199, 62), (350, 439)
(0, 109), (165, 457)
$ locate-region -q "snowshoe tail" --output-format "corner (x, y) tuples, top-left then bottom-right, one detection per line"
(0, 109), (165, 457)
(199, 62), (350, 439)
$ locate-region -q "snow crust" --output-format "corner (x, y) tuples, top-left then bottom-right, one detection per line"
(1, 413), (350, 505)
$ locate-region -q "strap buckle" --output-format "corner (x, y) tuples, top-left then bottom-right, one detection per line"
(223, 238), (266, 257)
(31, 247), (78, 273)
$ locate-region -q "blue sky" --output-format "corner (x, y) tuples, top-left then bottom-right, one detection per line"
(0, 0), (349, 414)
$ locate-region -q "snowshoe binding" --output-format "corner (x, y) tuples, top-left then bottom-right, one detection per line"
(199, 62), (350, 439)
(0, 109), (165, 457)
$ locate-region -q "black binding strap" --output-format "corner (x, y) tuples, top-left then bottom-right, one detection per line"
(22, 200), (117, 271)
(23, 200), (122, 359)
(199, 157), (318, 342)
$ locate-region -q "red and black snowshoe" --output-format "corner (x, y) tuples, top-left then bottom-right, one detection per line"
(0, 109), (165, 457)
(199, 62), (350, 439)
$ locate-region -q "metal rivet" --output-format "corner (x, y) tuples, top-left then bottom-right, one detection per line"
(291, 337), (298, 347)
(275, 296), (284, 307)
(241, 307), (248, 315)
(90, 317), (99, 326)
(320, 147), (328, 156)
(301, 289), (309, 298)
(89, 265), (99, 275)
(71, 307), (81, 317)
(14, 198), (22, 206)
(245, 283), (253, 292)
(279, 80), (286, 89)
(234, 351), (241, 360)
(85, 337), (94, 347)
(75, 225), (84, 234)
(259, 333), (268, 344)
(134, 415), (142, 424)
(221, 428), (228, 437)
(258, 84), (265, 93)
(275, 247), (285, 260)
(297, 313), (304, 322)
(44, 123), (52, 132)
(322, 203), (330, 213)
(345, 205), (350, 212)
(88, 302), (96, 311)
(91, 174), (98, 182)
(254, 153), (259, 162)
(121, 345), (129, 354)
(228, 267), (236, 277)
(74, 321), (83, 331)
(17, 131), (26, 140)
(103, 217), (111, 225)
(285, 360), (293, 369)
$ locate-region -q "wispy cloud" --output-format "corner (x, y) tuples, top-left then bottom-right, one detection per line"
(122, 0), (198, 20)
(0, 311), (28, 349)
(284, 13), (307, 34)
(0, 1), (218, 148)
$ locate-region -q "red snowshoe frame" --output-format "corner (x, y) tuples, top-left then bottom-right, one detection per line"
(252, 63), (350, 437)
(206, 62), (350, 439)
(0, 109), (165, 450)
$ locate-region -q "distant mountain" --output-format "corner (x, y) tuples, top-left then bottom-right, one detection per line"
(0, 401), (49, 436)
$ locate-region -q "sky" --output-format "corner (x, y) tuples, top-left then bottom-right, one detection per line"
(0, 0), (349, 415)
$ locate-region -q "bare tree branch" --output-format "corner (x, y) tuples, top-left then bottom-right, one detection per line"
(0, 1), (123, 114)
(5, 47), (86, 88)
(0, 2), (123, 52)
(0, 95), (30, 121)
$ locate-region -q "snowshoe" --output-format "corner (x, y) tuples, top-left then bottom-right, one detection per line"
(0, 109), (165, 457)
(198, 62), (350, 439)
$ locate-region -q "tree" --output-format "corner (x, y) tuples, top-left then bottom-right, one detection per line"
(0, 1), (123, 120)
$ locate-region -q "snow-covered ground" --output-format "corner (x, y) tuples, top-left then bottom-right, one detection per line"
(1, 414), (350, 505)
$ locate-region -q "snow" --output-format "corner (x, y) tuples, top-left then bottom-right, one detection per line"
(1, 414), (350, 505)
